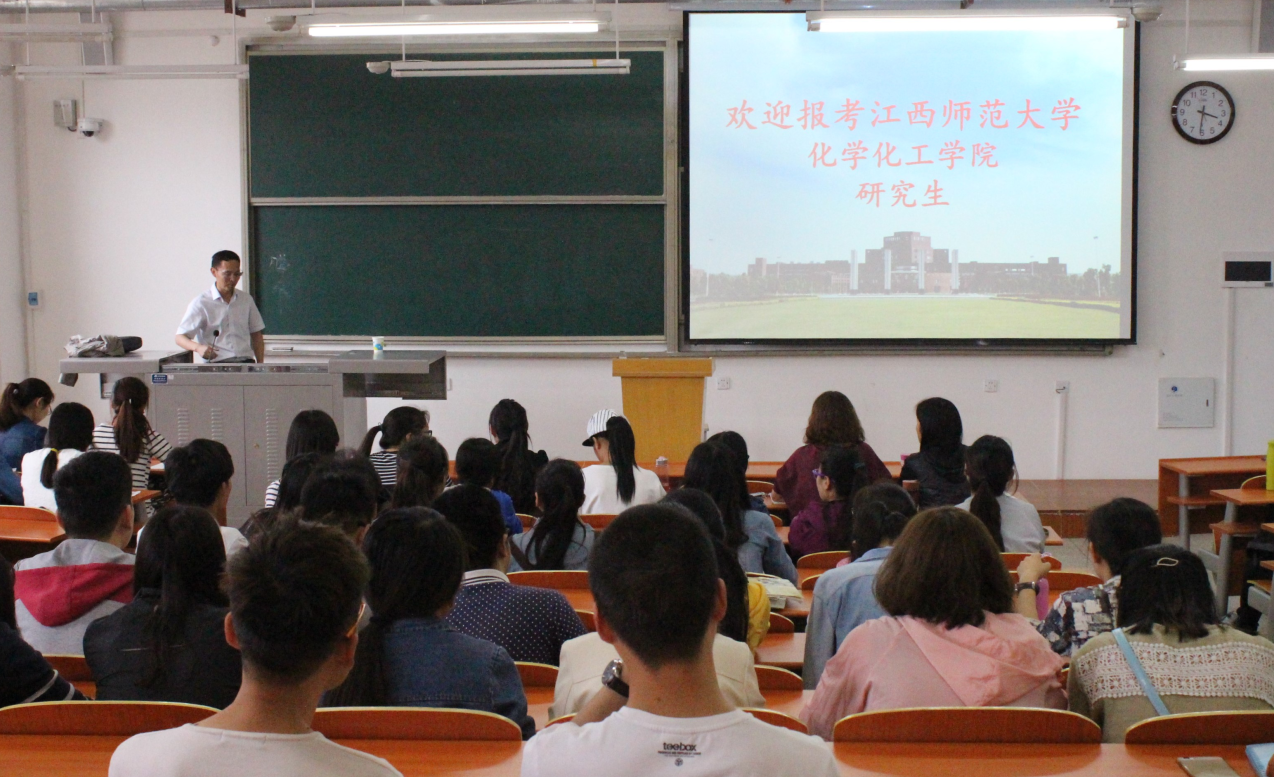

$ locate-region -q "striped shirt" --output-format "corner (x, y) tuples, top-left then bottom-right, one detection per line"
(369, 450), (398, 489)
(264, 479), (280, 509)
(91, 423), (171, 492)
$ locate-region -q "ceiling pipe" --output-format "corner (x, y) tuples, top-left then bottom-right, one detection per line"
(0, 0), (657, 11)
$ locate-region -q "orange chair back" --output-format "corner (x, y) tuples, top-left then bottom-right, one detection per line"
(575, 610), (597, 632)
(43, 654), (95, 698)
(769, 514), (783, 529)
(768, 612), (795, 633)
(1010, 570), (1103, 595)
(1124, 711), (1274, 744)
(1001, 553), (1062, 571)
(746, 480), (775, 495)
(743, 708), (808, 733)
(1242, 475), (1268, 490)
(516, 662), (559, 688)
(547, 713), (576, 727)
(799, 574), (821, 591)
(580, 514), (617, 531)
(0, 505), (58, 522)
(832, 707), (1102, 744)
(754, 665), (803, 691)
(311, 707), (521, 741)
(797, 551), (848, 569)
(517, 514), (536, 530)
(0, 701), (215, 735)
(508, 570), (590, 589)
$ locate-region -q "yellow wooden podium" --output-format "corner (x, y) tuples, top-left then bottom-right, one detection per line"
(613, 358), (714, 463)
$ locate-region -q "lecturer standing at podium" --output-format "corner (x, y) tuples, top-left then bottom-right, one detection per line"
(175, 250), (266, 363)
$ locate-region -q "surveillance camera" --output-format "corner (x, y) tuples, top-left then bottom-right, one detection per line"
(267, 15), (296, 32)
(1132, 2), (1163, 23)
(366, 61), (390, 75)
(77, 117), (103, 138)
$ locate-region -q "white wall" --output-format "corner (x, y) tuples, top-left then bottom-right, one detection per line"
(8, 1), (1274, 478)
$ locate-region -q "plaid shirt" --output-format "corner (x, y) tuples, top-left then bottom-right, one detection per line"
(1038, 576), (1119, 657)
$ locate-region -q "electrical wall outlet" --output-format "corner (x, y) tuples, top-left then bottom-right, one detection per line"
(983, 379), (999, 393)
(26, 291), (41, 309)
(717, 377), (732, 390)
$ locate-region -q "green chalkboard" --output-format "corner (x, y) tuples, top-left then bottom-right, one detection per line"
(248, 52), (665, 198)
(253, 205), (666, 337)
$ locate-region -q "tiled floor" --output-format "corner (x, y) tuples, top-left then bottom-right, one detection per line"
(1048, 533), (1214, 571)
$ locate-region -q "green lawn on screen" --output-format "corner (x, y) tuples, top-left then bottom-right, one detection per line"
(689, 296), (1121, 339)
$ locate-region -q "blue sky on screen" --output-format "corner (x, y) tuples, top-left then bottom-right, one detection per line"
(688, 13), (1126, 275)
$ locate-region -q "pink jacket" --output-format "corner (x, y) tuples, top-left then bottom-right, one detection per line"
(801, 613), (1067, 739)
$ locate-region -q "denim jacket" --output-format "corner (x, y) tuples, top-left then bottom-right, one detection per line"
(382, 616), (536, 739)
(1, 418), (45, 472)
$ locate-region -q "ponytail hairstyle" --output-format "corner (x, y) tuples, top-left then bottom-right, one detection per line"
(818, 445), (870, 551)
(965, 435), (1016, 551)
(529, 460), (586, 570)
(681, 441), (749, 551)
(285, 410), (340, 461)
(358, 406), (428, 457)
(0, 378), (54, 431)
(849, 482), (917, 558)
(604, 416), (638, 504)
(391, 435), (449, 509)
(110, 377), (152, 464)
(133, 505), (228, 687)
(325, 508), (466, 706)
(40, 402), (95, 489)
(488, 399), (536, 509)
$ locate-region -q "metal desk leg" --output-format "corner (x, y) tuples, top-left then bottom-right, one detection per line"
(1178, 473), (1191, 551)
(1215, 501), (1236, 617)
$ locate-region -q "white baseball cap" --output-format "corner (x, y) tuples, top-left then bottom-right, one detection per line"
(583, 409), (618, 446)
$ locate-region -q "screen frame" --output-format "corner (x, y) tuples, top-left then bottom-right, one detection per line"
(678, 11), (1140, 352)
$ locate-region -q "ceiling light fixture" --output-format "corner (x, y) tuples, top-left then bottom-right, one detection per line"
(13, 64), (249, 80)
(309, 18), (602, 38)
(1175, 55), (1274, 71)
(368, 58), (630, 77)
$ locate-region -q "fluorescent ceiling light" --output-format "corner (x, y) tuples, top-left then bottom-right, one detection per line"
(309, 19), (601, 38)
(0, 22), (112, 42)
(376, 58), (630, 77)
(14, 65), (248, 80)
(1176, 55), (1274, 71)
(806, 13), (1126, 33)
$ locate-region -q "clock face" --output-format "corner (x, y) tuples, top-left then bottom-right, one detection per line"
(1172, 81), (1235, 145)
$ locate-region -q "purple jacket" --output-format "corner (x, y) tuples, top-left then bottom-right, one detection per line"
(789, 500), (848, 558)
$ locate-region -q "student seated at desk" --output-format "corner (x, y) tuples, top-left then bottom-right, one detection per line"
(524, 505), (836, 777)
(389, 436), (448, 510)
(434, 484), (586, 665)
(900, 397), (971, 509)
(242, 452), (325, 542)
(454, 437), (522, 535)
(683, 441), (797, 585)
(706, 430), (766, 513)
(0, 378), (54, 472)
(20, 401), (94, 512)
(788, 445), (869, 558)
(14, 452), (136, 655)
(1013, 498), (1162, 656)
(1068, 544), (1274, 743)
(324, 508), (535, 739)
(580, 411), (665, 514)
(802, 507), (1065, 739)
(263, 410), (340, 508)
(86, 506), (241, 709)
(358, 406), (428, 490)
(488, 398), (548, 515)
(957, 435), (1045, 554)
(162, 439), (248, 558)
(92, 378), (171, 518)
(1, 556), (85, 706)
(108, 521), (401, 777)
(512, 459), (593, 571)
(301, 453), (380, 545)
(774, 390), (890, 517)
(803, 483), (917, 689)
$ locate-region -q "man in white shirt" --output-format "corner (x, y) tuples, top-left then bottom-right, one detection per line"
(522, 504), (837, 777)
(109, 521), (399, 777)
(175, 250), (266, 363)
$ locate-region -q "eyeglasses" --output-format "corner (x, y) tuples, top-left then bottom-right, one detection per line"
(346, 601), (367, 638)
(812, 468), (825, 479)
(217, 270), (244, 279)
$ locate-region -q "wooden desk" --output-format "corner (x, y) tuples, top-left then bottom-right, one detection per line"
(1160, 457), (1266, 549)
(755, 632), (805, 671)
(1202, 487), (1274, 614)
(132, 490), (161, 505)
(0, 518), (64, 545)
(525, 686), (813, 730)
(556, 585), (810, 624)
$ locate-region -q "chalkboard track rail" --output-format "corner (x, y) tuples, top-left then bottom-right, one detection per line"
(252, 195), (666, 206)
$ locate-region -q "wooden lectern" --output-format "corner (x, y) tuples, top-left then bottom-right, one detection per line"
(612, 358), (714, 463)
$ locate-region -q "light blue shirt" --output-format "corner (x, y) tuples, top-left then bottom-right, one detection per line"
(736, 510), (797, 585)
(803, 546), (893, 689)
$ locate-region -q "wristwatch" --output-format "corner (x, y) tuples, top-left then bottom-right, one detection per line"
(1015, 581), (1040, 595)
(601, 659), (629, 699)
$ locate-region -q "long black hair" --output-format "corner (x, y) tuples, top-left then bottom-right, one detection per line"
(489, 399), (538, 512)
(662, 488), (749, 644)
(603, 416), (637, 504)
(325, 508), (466, 706)
(109, 377), (152, 464)
(819, 445), (869, 551)
(0, 378), (53, 431)
(391, 436), (449, 509)
(915, 397), (965, 470)
(40, 403), (95, 489)
(850, 482), (917, 558)
(285, 410), (340, 460)
(244, 453), (329, 542)
(965, 435), (1016, 551)
(682, 441), (749, 551)
(358, 407), (428, 457)
(133, 506), (229, 687)
(528, 460), (586, 570)
(1118, 544), (1217, 641)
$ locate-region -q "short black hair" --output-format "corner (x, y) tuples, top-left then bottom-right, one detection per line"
(431, 484), (505, 570)
(211, 250), (240, 269)
(165, 439), (235, 509)
(300, 452), (380, 536)
(589, 504), (719, 669)
(1118, 544), (1217, 641)
(455, 438), (500, 488)
(1087, 498), (1163, 575)
(225, 518), (368, 683)
(53, 451), (132, 539)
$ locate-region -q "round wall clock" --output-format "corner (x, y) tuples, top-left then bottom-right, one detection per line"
(1171, 81), (1235, 144)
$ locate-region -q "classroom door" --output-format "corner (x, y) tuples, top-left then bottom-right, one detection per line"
(1232, 288), (1274, 455)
